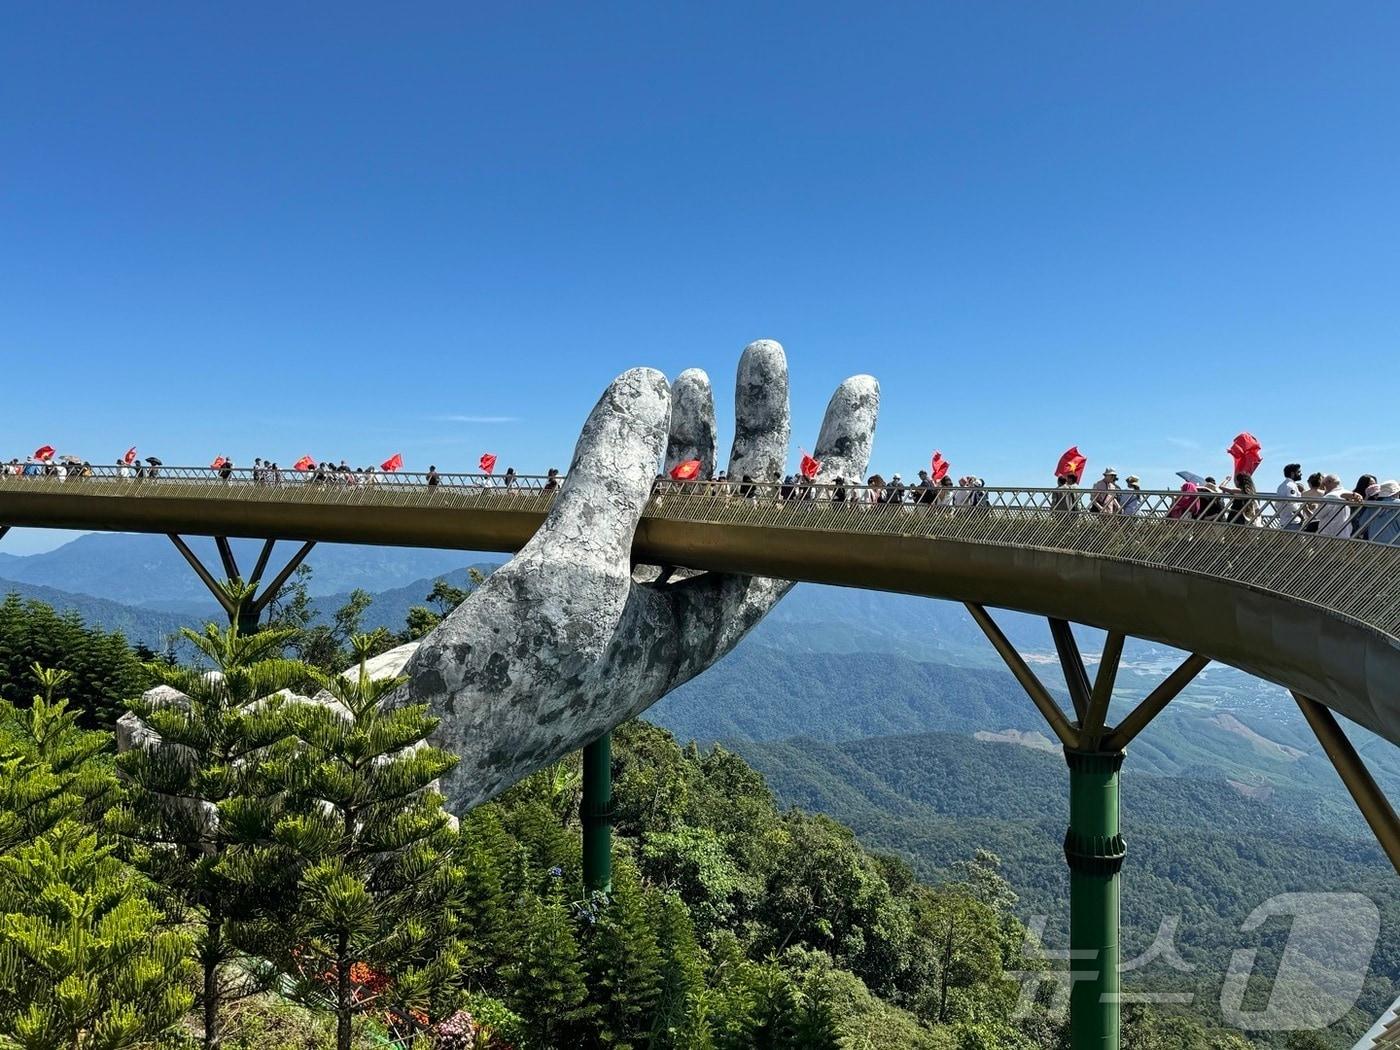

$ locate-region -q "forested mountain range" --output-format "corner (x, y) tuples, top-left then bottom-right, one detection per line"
(3, 530), (1396, 1044)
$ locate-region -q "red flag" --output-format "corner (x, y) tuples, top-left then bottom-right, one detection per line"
(1055, 446), (1087, 481)
(479, 453), (497, 475)
(210, 456), (228, 470)
(294, 455), (316, 472)
(799, 449), (821, 480)
(33, 445), (55, 461)
(1226, 432), (1263, 477)
(381, 453), (403, 472)
(931, 451), (950, 482)
(123, 446), (138, 465)
(669, 459), (702, 481)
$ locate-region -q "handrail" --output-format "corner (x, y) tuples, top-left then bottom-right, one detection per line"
(1, 465), (1396, 548)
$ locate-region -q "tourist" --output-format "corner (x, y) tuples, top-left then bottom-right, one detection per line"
(1274, 463), (1305, 529)
(1168, 482), (1200, 519)
(916, 469), (937, 504)
(864, 474), (885, 506)
(427, 465), (440, 487)
(1349, 475), (1378, 536)
(1195, 478), (1226, 522)
(968, 477), (989, 508)
(1052, 474), (1079, 514)
(833, 476), (848, 503)
(543, 468), (561, 492)
(936, 476), (955, 508)
(218, 458), (235, 483)
(503, 467), (517, 489)
(1121, 476), (1143, 516)
(1224, 473), (1260, 525)
(1091, 468), (1121, 514)
(1356, 481), (1400, 544)
(1311, 474), (1361, 537)
(1299, 472), (1327, 531)
(885, 473), (906, 504)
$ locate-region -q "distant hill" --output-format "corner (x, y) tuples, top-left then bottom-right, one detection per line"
(723, 730), (1400, 1035)
(0, 578), (189, 647)
(0, 533), (479, 605)
(651, 641), (1400, 795)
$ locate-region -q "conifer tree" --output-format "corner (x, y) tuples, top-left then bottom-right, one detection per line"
(0, 666), (193, 1050)
(650, 890), (707, 1049)
(112, 623), (306, 1050)
(272, 635), (467, 1050)
(0, 667), (115, 847)
(456, 809), (515, 990)
(514, 878), (591, 1044)
(584, 860), (663, 1049)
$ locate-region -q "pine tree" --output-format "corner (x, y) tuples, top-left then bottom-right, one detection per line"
(273, 635), (467, 1050)
(650, 891), (707, 1049)
(514, 880), (591, 1044)
(111, 622), (306, 1050)
(0, 666), (193, 1050)
(456, 809), (514, 990)
(584, 861), (663, 1049)
(0, 667), (115, 849)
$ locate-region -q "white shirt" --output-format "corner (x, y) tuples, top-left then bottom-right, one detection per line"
(1313, 492), (1353, 537)
(1275, 479), (1303, 526)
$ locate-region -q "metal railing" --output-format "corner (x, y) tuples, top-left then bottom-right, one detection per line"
(3, 466), (1397, 636)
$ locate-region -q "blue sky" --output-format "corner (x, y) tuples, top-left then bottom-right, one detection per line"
(3, 3), (1398, 553)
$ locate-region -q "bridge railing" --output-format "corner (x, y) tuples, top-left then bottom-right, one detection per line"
(2, 466), (1397, 633)
(2, 464), (1396, 544)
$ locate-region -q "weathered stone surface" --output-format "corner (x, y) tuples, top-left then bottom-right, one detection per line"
(398, 341), (880, 813)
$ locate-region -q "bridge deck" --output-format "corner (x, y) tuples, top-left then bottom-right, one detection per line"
(3, 469), (1398, 741)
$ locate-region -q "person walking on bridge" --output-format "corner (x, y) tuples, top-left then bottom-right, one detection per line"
(1355, 480), (1400, 543)
(1053, 473), (1080, 514)
(1275, 463), (1305, 529)
(1224, 472), (1260, 525)
(1121, 475), (1143, 516)
(426, 465), (440, 487)
(1090, 468), (1121, 514)
(1312, 474), (1361, 537)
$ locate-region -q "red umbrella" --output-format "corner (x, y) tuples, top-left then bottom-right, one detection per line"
(1226, 433), (1263, 477)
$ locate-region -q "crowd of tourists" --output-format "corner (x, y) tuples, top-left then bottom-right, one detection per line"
(5, 446), (1398, 544)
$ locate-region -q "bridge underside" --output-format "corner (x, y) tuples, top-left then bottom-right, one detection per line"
(3, 487), (1397, 743)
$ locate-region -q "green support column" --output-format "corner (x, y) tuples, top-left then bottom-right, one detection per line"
(1064, 748), (1126, 1050)
(581, 733), (614, 894)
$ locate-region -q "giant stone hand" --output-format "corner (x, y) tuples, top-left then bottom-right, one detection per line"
(381, 340), (879, 812)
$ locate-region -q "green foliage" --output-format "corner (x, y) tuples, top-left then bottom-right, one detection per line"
(263, 567), (390, 672)
(512, 877), (591, 1043)
(112, 622), (308, 1050)
(584, 861), (664, 1048)
(0, 666), (193, 1050)
(402, 572), (483, 641)
(0, 595), (149, 729)
(271, 636), (467, 1050)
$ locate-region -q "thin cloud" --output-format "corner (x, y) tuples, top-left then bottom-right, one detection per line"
(1164, 436), (1202, 451)
(428, 415), (521, 424)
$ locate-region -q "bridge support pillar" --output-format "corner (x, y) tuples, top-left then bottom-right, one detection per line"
(581, 732), (613, 894)
(1065, 747), (1126, 1050)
